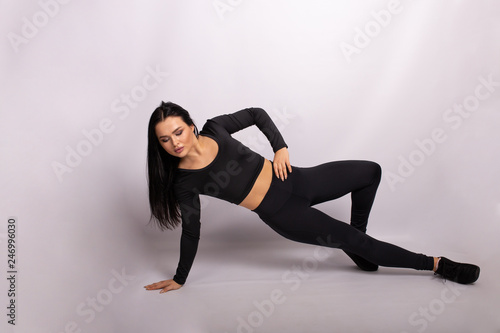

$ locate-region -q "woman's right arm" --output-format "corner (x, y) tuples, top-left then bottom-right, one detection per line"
(144, 188), (201, 294)
(172, 194), (202, 285)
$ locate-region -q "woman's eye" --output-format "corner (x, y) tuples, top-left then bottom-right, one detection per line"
(176, 131), (183, 136)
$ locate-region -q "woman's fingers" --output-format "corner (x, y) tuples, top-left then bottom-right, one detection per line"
(144, 280), (167, 290)
(277, 163), (292, 181)
(145, 279), (182, 294)
(144, 283), (160, 290)
(274, 148), (292, 181)
(274, 163), (285, 181)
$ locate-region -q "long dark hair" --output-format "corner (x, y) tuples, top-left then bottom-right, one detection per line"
(147, 101), (199, 230)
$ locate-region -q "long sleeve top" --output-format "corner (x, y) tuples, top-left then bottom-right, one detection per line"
(171, 107), (288, 285)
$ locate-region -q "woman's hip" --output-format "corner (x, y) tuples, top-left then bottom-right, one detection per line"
(251, 162), (306, 218)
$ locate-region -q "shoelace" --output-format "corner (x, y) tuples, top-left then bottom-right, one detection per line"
(434, 269), (445, 283)
(436, 259), (475, 283)
(433, 258), (457, 283)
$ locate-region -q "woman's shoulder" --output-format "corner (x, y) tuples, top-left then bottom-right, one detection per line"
(199, 117), (229, 142)
(200, 116), (219, 132)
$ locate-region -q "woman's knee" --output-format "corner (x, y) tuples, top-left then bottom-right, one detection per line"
(344, 230), (376, 253)
(366, 161), (382, 184)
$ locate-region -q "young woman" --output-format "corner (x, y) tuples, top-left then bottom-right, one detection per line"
(144, 101), (480, 294)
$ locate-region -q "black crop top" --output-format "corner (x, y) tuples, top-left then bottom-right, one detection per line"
(172, 107), (288, 285)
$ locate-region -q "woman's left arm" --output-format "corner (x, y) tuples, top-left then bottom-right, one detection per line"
(210, 107), (288, 153)
(210, 107), (291, 179)
(273, 147), (292, 181)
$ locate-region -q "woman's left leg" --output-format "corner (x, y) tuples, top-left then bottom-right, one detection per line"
(292, 160), (382, 233)
(290, 160), (383, 270)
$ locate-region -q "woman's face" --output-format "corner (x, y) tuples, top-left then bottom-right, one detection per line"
(155, 116), (195, 157)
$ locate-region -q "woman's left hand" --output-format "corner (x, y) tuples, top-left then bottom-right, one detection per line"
(273, 147), (292, 181)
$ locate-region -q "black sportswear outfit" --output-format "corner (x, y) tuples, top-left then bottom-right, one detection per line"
(172, 107), (434, 285)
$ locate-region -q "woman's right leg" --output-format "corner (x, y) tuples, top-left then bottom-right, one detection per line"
(253, 161), (479, 283)
(260, 192), (435, 270)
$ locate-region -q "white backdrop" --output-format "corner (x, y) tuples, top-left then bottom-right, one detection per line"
(1, 1), (499, 332)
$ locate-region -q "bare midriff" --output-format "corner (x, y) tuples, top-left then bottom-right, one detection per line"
(238, 158), (273, 211)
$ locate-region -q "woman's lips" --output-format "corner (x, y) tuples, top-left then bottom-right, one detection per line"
(175, 147), (184, 153)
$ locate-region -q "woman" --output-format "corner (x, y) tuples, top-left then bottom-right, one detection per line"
(144, 101), (480, 294)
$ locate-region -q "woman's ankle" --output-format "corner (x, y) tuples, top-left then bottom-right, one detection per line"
(433, 257), (441, 272)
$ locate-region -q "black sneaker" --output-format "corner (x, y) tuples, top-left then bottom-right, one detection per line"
(434, 257), (480, 284)
(344, 250), (378, 271)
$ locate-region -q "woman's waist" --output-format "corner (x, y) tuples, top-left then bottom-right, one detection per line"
(238, 158), (273, 210)
(250, 160), (296, 217)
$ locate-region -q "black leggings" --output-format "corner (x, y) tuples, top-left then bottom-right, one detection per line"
(252, 160), (434, 271)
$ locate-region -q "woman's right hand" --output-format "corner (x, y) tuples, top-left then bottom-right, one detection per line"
(144, 279), (182, 294)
